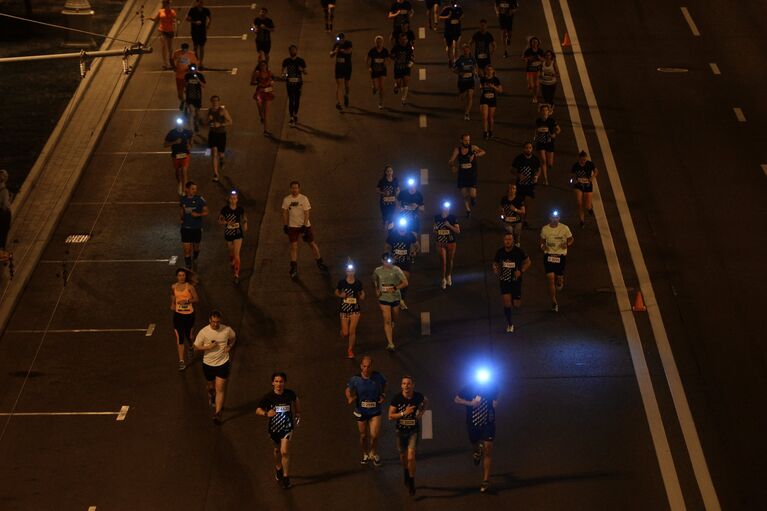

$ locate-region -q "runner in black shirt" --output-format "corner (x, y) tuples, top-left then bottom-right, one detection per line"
(282, 45), (307, 125)
(335, 262), (365, 358)
(453, 44), (477, 120)
(217, 190), (247, 283)
(321, 0), (336, 32)
(391, 20), (416, 49)
(492, 232), (530, 332)
(376, 164), (400, 229)
(330, 33), (353, 111)
(257, 372), (301, 490)
(163, 119), (194, 196)
(252, 8), (275, 63)
(448, 133), (486, 218)
(367, 36), (390, 110)
(183, 65), (206, 132)
(479, 65), (502, 140)
(433, 201), (460, 289)
(511, 142), (541, 227)
(571, 150), (599, 227)
(186, 0), (211, 68)
(386, 218), (419, 310)
(207, 95), (232, 182)
(471, 19), (495, 76)
(495, 0), (518, 58)
(522, 37), (544, 103)
(397, 178), (424, 233)
(425, 0), (440, 31)
(391, 32), (414, 105)
(389, 376), (428, 496)
(439, 3), (464, 65)
(388, 0), (413, 32)
(499, 183), (525, 244)
(454, 375), (500, 493)
(533, 104), (561, 185)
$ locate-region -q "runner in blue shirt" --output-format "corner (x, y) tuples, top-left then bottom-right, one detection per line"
(179, 181), (209, 269)
(455, 376), (500, 493)
(346, 356), (388, 466)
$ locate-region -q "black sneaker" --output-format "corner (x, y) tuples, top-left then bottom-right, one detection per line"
(344, 95), (349, 107)
(403, 470), (410, 486)
(480, 480), (490, 493)
(408, 477), (416, 496)
(281, 476), (291, 489)
(275, 467), (284, 481)
(465, 209), (471, 219)
(336, 103), (343, 111)
(289, 264), (298, 279)
(316, 260), (329, 272)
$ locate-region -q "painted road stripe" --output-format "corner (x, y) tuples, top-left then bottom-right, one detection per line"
(176, 35), (246, 39)
(708, 62), (721, 75)
(761, 164), (767, 177)
(231, 67), (238, 75)
(241, 33), (248, 41)
(733, 107), (746, 122)
(169, 255), (178, 265)
(7, 328), (148, 334)
(419, 67), (426, 81)
(420, 312), (431, 335)
(420, 233), (430, 253)
(41, 259), (172, 264)
(89, 507), (97, 511)
(116, 406), (130, 421)
(251, 2), (257, 8)
(0, 409), (126, 418)
(556, 1), (721, 508)
(420, 168), (429, 184)
(419, 114), (427, 128)
(680, 7), (701, 36)
(118, 108), (178, 111)
(421, 410), (433, 439)
(96, 151), (208, 155)
(70, 201), (178, 205)
(418, 27), (426, 39)
(145, 324), (156, 337)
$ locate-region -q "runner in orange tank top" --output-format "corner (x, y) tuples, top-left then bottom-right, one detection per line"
(149, 0), (177, 69)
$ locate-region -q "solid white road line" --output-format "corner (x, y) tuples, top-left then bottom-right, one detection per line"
(419, 114), (427, 128)
(0, 409), (125, 418)
(118, 108), (178, 111)
(7, 328), (148, 334)
(421, 410), (433, 439)
(420, 168), (429, 184)
(176, 35), (246, 39)
(420, 311), (431, 336)
(708, 63), (721, 75)
(231, 67), (238, 75)
(145, 324), (156, 337)
(542, 1), (685, 508)
(241, 33), (248, 41)
(761, 164), (767, 177)
(419, 68), (427, 81)
(40, 259), (172, 264)
(733, 107), (746, 122)
(88, 507), (97, 511)
(420, 233), (430, 254)
(251, 2), (257, 9)
(418, 27), (426, 39)
(680, 7), (701, 36)
(558, 1), (721, 509)
(95, 151), (207, 155)
(169, 255), (178, 265)
(116, 406), (130, 421)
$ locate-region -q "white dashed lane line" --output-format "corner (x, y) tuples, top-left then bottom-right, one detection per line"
(421, 410), (433, 439)
(419, 114), (427, 128)
(420, 311), (431, 336)
(680, 7), (701, 36)
(733, 107), (746, 122)
(708, 62), (720, 75)
(420, 168), (429, 184)
(418, 27), (426, 39)
(419, 68), (426, 80)
(420, 234), (430, 254)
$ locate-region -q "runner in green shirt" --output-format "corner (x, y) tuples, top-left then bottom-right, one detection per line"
(372, 253), (408, 352)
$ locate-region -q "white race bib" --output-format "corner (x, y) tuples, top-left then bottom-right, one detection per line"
(177, 303), (191, 312)
(374, 58), (384, 63)
(275, 405), (290, 413)
(394, 249), (408, 256)
(361, 400), (377, 409)
(462, 72), (473, 78)
(450, 19), (459, 25)
(460, 163), (472, 169)
(288, 77), (300, 83)
(336, 57), (346, 63)
(547, 255), (561, 263)
(382, 285), (395, 292)
(400, 418), (416, 426)
(477, 53), (488, 59)
(577, 177), (589, 184)
(227, 222), (240, 229)
(383, 196), (396, 203)
(483, 92), (494, 99)
(343, 297), (357, 305)
(537, 126), (549, 133)
(502, 261), (515, 269)
(261, 86), (273, 92)
(437, 229), (450, 236)
(175, 153), (188, 159)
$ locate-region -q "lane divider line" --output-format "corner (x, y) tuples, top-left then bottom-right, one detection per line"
(733, 107), (746, 122)
(419, 114), (427, 128)
(88, 507), (97, 511)
(419, 68), (427, 80)
(169, 255), (178, 265)
(116, 406), (130, 421)
(421, 409), (433, 439)
(241, 33), (247, 41)
(7, 328), (149, 334)
(420, 168), (429, 184)
(420, 233), (430, 254)
(418, 27), (426, 39)
(231, 67), (238, 75)
(680, 7), (701, 36)
(145, 323), (156, 337)
(420, 311), (431, 336)
(708, 62), (720, 75)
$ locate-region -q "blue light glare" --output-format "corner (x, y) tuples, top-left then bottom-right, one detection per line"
(443, 201), (451, 209)
(176, 117), (183, 125)
(346, 264), (354, 271)
(407, 178), (415, 186)
(476, 368), (491, 384)
(398, 217), (408, 227)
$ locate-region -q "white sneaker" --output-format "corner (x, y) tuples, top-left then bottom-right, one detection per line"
(446, 275), (453, 286)
(399, 300), (408, 310)
(177, 183), (183, 196)
(361, 453), (370, 465)
(506, 324), (515, 333)
(440, 278), (447, 290)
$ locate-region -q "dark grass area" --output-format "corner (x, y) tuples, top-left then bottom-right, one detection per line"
(0, 0), (125, 195)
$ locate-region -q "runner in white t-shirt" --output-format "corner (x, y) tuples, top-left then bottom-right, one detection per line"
(194, 310), (236, 423)
(539, 210), (573, 312)
(281, 180), (329, 278)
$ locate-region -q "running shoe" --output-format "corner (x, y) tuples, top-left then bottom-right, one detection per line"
(372, 454), (382, 467)
(177, 360), (186, 372)
(213, 411), (222, 424)
(289, 267), (298, 279)
(466, 209), (472, 219)
(336, 103), (343, 111)
(532, 96), (538, 104)
(386, 343), (396, 352)
(440, 278), (447, 290)
(399, 299), (408, 310)
(506, 324), (515, 333)
(403, 470), (410, 486)
(344, 95), (349, 107)
(480, 480), (490, 493)
(233, 275), (239, 284)
(408, 478), (416, 496)
(209, 391), (216, 407)
(552, 303), (559, 313)
(401, 98), (406, 106)
(464, 113), (470, 121)
(212, 175), (219, 182)
(177, 183), (184, 196)
(378, 103), (384, 110)
(275, 467), (284, 481)
(179, 99), (185, 111)
(580, 220), (585, 229)
(447, 275), (452, 286)
(394, 84), (399, 94)
(361, 453), (370, 465)
(317, 260), (329, 272)
(281, 476), (291, 489)
(556, 281), (564, 291)
(503, 50), (508, 58)
(488, 131), (493, 139)
(347, 348), (354, 359)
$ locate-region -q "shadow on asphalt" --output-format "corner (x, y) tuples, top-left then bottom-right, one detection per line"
(291, 124), (349, 141)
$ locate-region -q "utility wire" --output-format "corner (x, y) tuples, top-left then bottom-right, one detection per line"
(0, 11), (141, 46)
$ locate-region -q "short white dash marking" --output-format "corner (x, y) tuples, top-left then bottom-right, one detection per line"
(680, 7), (701, 36)
(145, 324), (156, 337)
(419, 114), (427, 128)
(116, 406), (129, 421)
(241, 33), (247, 41)
(420, 233), (430, 254)
(421, 410), (433, 439)
(88, 507), (97, 511)
(251, 3), (256, 9)
(420, 311), (431, 336)
(418, 68), (426, 81)
(420, 168), (429, 185)
(231, 67), (238, 75)
(418, 27), (426, 39)
(204, 148), (211, 157)
(761, 164), (767, 177)
(733, 107), (746, 122)
(169, 255), (178, 265)
(708, 62), (720, 75)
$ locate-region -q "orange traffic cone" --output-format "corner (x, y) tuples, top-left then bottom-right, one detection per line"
(561, 32), (571, 47)
(632, 290), (647, 312)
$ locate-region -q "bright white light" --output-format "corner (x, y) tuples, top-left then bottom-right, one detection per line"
(443, 201), (451, 209)
(407, 178), (415, 186)
(176, 117), (183, 125)
(346, 264), (354, 271)
(476, 368), (490, 383)
(551, 210), (559, 217)
(398, 218), (408, 227)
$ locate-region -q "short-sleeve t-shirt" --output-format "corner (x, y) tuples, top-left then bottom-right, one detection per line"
(348, 372), (387, 415)
(173, 50), (197, 79)
(184, 71), (206, 102)
(512, 153), (541, 185)
(454, 56), (476, 82)
(535, 117), (558, 144)
(386, 229), (417, 264)
(397, 190), (424, 218)
(282, 57), (307, 85)
(458, 383), (499, 428)
(165, 128), (193, 158)
(500, 195), (525, 223)
(540, 223), (573, 255)
(523, 47), (545, 72)
(472, 31), (494, 60)
(390, 391), (425, 434)
(377, 177), (399, 206)
(390, 44), (413, 71)
(368, 47), (389, 75)
(157, 8), (176, 33)
(281, 194), (311, 227)
(188, 7), (210, 34)
(193, 324), (235, 366)
(441, 6), (463, 32)
(181, 195), (207, 230)
(337, 278), (363, 313)
(333, 40), (353, 69)
(495, 246), (527, 282)
(253, 16), (274, 43)
(374, 264), (406, 302)
(389, 1), (412, 30)
(392, 28), (416, 48)
(496, 0), (519, 16)
(480, 76), (501, 99)
(258, 390), (298, 435)
(220, 205), (244, 239)
(433, 214), (458, 244)
(571, 160), (596, 183)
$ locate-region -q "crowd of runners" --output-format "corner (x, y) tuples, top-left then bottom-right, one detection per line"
(154, 0), (600, 495)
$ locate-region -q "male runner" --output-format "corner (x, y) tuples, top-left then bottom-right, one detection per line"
(257, 372), (301, 489)
(253, 7), (275, 63)
(471, 19), (495, 76)
(492, 232), (530, 332)
(448, 133), (486, 217)
(331, 33), (353, 111)
(388, 0), (414, 32)
(281, 181), (329, 278)
(373, 253), (408, 351)
(282, 45), (308, 125)
(385, 217), (419, 310)
(346, 356), (388, 466)
(183, 65), (206, 131)
(540, 210), (573, 312)
(207, 95), (232, 182)
(511, 142), (542, 228)
(439, 2), (464, 65)
(389, 375), (428, 496)
(321, 0), (336, 32)
(186, 0), (211, 69)
(194, 310), (236, 424)
(172, 43), (197, 107)
(397, 178), (424, 234)
(164, 118), (194, 196)
(179, 181), (209, 270)
(495, 0), (518, 58)
(453, 44), (477, 120)
(367, 36), (389, 109)
(391, 32), (414, 105)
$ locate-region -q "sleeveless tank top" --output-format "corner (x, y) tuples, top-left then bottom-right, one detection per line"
(209, 107), (227, 133)
(457, 146), (476, 173)
(540, 60), (557, 85)
(174, 284), (194, 314)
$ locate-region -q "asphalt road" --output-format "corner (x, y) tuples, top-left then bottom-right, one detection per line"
(0, 1), (764, 510)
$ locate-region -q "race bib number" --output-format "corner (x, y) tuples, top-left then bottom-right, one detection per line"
(275, 405), (290, 413)
(175, 153), (188, 159)
(227, 222), (240, 229)
(261, 86), (273, 93)
(400, 418), (416, 426)
(502, 261), (515, 269)
(537, 126), (549, 133)
(405, 204), (417, 210)
(361, 400), (377, 409)
(577, 177), (590, 184)
(374, 58), (384, 63)
(343, 297), (357, 305)
(462, 72), (473, 78)
(382, 285), (395, 293)
(450, 19), (459, 24)
(460, 163), (472, 169)
(383, 196), (396, 203)
(336, 57), (346, 63)
(177, 303), (191, 312)
(394, 249), (408, 256)
(500, 2), (510, 8)
(437, 229), (450, 236)
(547, 255), (561, 263)
(504, 215), (517, 223)
(288, 77), (300, 83)
(477, 53), (488, 59)
(483, 92), (494, 99)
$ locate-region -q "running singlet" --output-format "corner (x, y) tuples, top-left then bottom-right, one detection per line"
(472, 31), (494, 60)
(535, 117), (558, 144)
(541, 223), (573, 256)
(540, 60), (557, 85)
(282, 57), (307, 86)
(390, 44), (413, 72)
(208, 106), (227, 133)
(368, 47), (389, 75)
(337, 278), (363, 313)
(220, 206), (244, 239)
(181, 195), (207, 230)
(184, 71), (206, 102)
(571, 160), (595, 184)
(174, 284), (194, 313)
(165, 128), (193, 158)
(442, 6), (463, 32)
(512, 154), (541, 185)
(454, 56), (476, 82)
(456, 146), (476, 175)
(253, 17), (274, 43)
(390, 392), (425, 433)
(480, 76), (501, 100)
(523, 48), (544, 72)
(334, 41), (353, 69)
(377, 177), (399, 206)
(458, 383), (498, 428)
(258, 390), (298, 435)
(374, 265), (405, 302)
(348, 372), (387, 415)
(158, 8), (176, 33)
(495, 0), (519, 15)
(433, 214), (458, 244)
(386, 230), (417, 264)
(495, 246), (527, 282)
(501, 195), (524, 223)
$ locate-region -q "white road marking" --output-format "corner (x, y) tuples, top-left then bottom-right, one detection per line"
(420, 168), (429, 184)
(680, 7), (701, 36)
(145, 324), (156, 337)
(7, 328), (148, 334)
(421, 410), (433, 439)
(420, 311), (431, 335)
(733, 107), (746, 122)
(420, 233), (430, 254)
(116, 406), (130, 421)
(70, 201), (179, 205)
(419, 67), (426, 81)
(761, 164), (767, 177)
(418, 27), (426, 39)
(95, 151), (207, 155)
(118, 108), (178, 111)
(88, 507), (97, 511)
(708, 62), (721, 75)
(176, 35), (246, 39)
(419, 114), (427, 128)
(555, 1), (721, 509)
(204, 148), (211, 157)
(251, 2), (257, 9)
(40, 259), (172, 264)
(231, 67), (238, 75)
(169, 255), (178, 265)
(241, 33), (248, 41)
(65, 234), (90, 244)
(0, 409), (126, 418)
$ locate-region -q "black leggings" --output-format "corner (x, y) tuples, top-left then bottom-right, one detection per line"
(287, 85), (302, 117)
(541, 83), (557, 107)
